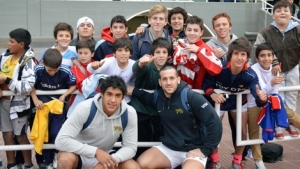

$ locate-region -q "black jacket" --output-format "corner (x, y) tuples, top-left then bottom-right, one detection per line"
(132, 81), (222, 156)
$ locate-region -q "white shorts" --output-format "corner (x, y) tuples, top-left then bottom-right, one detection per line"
(219, 104), (248, 116)
(154, 144), (207, 168)
(78, 150), (115, 169)
(79, 156), (98, 169)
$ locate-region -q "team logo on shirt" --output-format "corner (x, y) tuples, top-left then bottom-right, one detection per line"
(216, 83), (244, 92)
(175, 109), (184, 114)
(201, 102), (208, 108)
(114, 126), (122, 131)
(40, 82), (60, 89)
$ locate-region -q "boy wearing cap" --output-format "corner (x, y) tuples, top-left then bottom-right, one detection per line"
(94, 15), (129, 61)
(70, 16), (97, 46)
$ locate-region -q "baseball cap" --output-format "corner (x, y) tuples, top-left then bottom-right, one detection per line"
(76, 16), (94, 28)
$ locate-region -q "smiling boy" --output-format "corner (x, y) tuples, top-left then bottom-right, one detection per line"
(254, 0), (300, 137)
(87, 37), (135, 103)
(203, 37), (267, 169)
(131, 4), (173, 60)
(173, 16), (222, 89)
(94, 15), (129, 61)
(40, 22), (78, 68)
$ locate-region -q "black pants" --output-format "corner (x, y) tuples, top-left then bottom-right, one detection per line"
(134, 113), (163, 160)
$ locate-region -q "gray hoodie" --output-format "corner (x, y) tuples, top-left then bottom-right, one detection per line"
(206, 34), (238, 61)
(55, 93), (138, 163)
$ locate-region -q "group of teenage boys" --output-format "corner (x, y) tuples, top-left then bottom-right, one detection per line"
(1, 0), (300, 169)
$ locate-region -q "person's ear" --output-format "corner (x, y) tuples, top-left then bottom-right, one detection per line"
(19, 42), (24, 49)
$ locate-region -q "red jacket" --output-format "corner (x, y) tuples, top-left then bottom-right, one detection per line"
(173, 39), (222, 89)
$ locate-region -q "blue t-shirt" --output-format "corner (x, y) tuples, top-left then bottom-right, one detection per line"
(39, 46), (78, 68)
(34, 65), (76, 103)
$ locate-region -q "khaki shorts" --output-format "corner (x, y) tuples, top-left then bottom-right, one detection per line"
(0, 99), (28, 135)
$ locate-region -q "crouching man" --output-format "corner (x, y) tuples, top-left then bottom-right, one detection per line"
(55, 75), (139, 169)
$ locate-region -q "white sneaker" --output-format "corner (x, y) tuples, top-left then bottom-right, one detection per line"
(247, 148), (253, 159)
(6, 165), (18, 169)
(16, 164), (23, 169)
(46, 163), (53, 169)
(53, 153), (58, 168)
(255, 160), (266, 169)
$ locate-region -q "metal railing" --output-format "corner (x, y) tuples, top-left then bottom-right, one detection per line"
(261, 0), (300, 22)
(0, 86), (300, 151)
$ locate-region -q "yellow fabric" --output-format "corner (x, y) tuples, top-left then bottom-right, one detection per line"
(0, 55), (19, 78)
(30, 99), (64, 155)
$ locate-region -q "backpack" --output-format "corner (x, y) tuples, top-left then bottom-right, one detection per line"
(153, 87), (206, 134)
(82, 100), (128, 131)
(261, 143), (283, 163)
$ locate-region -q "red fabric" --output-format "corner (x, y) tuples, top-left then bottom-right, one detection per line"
(269, 95), (281, 110)
(174, 39), (222, 89)
(101, 27), (128, 43)
(71, 61), (93, 93)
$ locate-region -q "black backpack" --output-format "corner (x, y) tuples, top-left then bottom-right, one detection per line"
(153, 87), (206, 135)
(261, 143), (283, 163)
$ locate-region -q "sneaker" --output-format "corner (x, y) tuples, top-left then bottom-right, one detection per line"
(24, 164), (34, 169)
(45, 163), (53, 169)
(275, 132), (284, 139)
(38, 163), (47, 169)
(247, 149), (253, 159)
(232, 162), (243, 169)
(255, 160), (266, 169)
(286, 125), (299, 137)
(275, 127), (284, 139)
(6, 166), (19, 169)
(53, 153), (58, 168)
(16, 164), (23, 169)
(209, 161), (221, 169)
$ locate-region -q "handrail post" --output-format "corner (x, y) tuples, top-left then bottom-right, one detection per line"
(236, 93), (242, 146)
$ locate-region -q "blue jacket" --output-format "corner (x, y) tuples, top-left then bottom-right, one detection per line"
(257, 94), (288, 143)
(132, 81), (222, 156)
(202, 61), (266, 111)
(130, 27), (173, 60)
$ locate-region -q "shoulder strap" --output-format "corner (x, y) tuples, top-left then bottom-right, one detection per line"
(138, 37), (143, 56)
(18, 56), (37, 80)
(0, 54), (2, 71)
(181, 87), (198, 131)
(82, 101), (97, 130)
(82, 101), (129, 130)
(181, 87), (192, 115)
(153, 90), (159, 105)
(121, 109), (128, 130)
(71, 57), (87, 78)
(167, 35), (172, 50)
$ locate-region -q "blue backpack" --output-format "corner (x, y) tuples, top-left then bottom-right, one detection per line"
(153, 87), (206, 134)
(82, 100), (128, 131)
